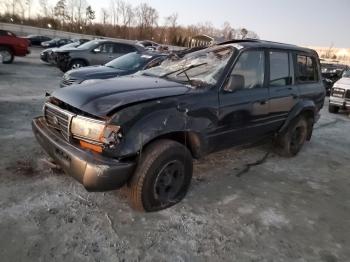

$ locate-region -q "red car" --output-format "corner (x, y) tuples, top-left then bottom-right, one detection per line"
(0, 29), (29, 64)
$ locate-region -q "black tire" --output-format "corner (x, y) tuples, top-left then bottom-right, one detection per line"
(69, 59), (87, 70)
(0, 46), (14, 64)
(127, 139), (193, 212)
(275, 116), (309, 157)
(328, 104), (339, 114)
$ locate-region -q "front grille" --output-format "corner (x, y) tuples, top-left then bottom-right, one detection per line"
(345, 90), (350, 100)
(331, 87), (345, 98)
(44, 103), (75, 140)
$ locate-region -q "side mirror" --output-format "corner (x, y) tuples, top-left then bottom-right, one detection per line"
(224, 74), (245, 92)
(93, 48), (101, 53)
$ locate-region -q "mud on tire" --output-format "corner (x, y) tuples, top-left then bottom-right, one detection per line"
(127, 139), (193, 212)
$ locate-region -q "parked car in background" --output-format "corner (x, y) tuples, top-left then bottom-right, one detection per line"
(137, 40), (160, 50)
(32, 40), (325, 211)
(60, 51), (168, 87)
(24, 35), (51, 46)
(0, 30), (29, 64)
(328, 70), (350, 113)
(321, 62), (349, 95)
(40, 39), (90, 64)
(55, 39), (145, 72)
(41, 38), (72, 48)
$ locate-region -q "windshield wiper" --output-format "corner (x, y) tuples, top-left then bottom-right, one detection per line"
(161, 62), (208, 79)
(160, 62), (208, 87)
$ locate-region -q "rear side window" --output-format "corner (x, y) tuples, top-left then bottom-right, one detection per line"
(296, 55), (318, 83)
(269, 51), (291, 86)
(114, 44), (136, 53)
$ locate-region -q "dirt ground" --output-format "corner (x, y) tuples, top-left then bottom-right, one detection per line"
(0, 48), (350, 262)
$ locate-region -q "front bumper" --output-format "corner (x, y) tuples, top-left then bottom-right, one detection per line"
(329, 96), (350, 109)
(32, 117), (135, 191)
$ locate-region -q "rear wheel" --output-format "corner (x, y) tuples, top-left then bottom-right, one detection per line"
(69, 59), (86, 70)
(0, 46), (14, 64)
(127, 139), (193, 212)
(276, 116), (309, 157)
(328, 104), (339, 114)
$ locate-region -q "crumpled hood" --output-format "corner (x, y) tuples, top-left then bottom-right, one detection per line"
(335, 77), (350, 88)
(67, 65), (126, 80)
(52, 75), (190, 117)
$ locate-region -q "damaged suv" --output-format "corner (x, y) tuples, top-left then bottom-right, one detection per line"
(32, 40), (325, 211)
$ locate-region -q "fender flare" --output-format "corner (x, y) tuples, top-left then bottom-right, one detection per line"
(278, 100), (316, 135)
(113, 108), (209, 158)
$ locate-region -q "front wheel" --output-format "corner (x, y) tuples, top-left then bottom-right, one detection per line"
(69, 59), (86, 70)
(328, 104), (339, 114)
(0, 46), (14, 64)
(127, 139), (193, 212)
(275, 116), (309, 157)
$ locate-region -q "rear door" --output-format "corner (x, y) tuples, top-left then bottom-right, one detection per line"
(294, 53), (324, 109)
(267, 50), (298, 131)
(214, 49), (270, 149)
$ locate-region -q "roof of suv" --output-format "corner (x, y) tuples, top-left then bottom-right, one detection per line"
(218, 39), (317, 55)
(93, 38), (138, 45)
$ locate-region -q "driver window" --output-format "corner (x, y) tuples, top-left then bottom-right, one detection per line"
(230, 50), (265, 89)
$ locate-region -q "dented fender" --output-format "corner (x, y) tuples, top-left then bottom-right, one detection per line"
(105, 96), (217, 158)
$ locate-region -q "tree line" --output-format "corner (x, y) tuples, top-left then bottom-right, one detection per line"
(0, 0), (259, 46)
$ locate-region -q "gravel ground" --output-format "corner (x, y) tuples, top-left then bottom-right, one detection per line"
(0, 48), (349, 262)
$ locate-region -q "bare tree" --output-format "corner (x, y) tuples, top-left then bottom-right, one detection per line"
(85, 5), (95, 25)
(24, 0), (34, 19)
(76, 0), (88, 26)
(109, 0), (121, 26)
(136, 3), (159, 38)
(164, 13), (178, 28)
(118, 1), (134, 37)
(39, 0), (49, 17)
(222, 21), (233, 40)
(100, 8), (110, 24)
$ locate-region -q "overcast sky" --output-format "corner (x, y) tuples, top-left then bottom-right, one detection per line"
(45, 0), (350, 47)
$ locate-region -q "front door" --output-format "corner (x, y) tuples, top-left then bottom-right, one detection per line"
(213, 49), (269, 150)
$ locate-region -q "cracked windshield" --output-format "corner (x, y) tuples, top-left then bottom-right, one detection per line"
(142, 46), (234, 86)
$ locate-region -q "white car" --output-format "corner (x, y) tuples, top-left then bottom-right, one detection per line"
(329, 70), (350, 113)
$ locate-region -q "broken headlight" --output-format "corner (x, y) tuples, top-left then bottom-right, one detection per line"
(70, 115), (120, 147)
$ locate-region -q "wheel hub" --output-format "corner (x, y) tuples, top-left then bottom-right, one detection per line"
(0, 50), (11, 62)
(154, 160), (185, 202)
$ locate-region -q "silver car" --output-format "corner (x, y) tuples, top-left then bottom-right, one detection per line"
(55, 39), (145, 72)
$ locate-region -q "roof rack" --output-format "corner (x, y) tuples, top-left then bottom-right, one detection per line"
(218, 39), (299, 47)
(217, 39), (261, 45)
